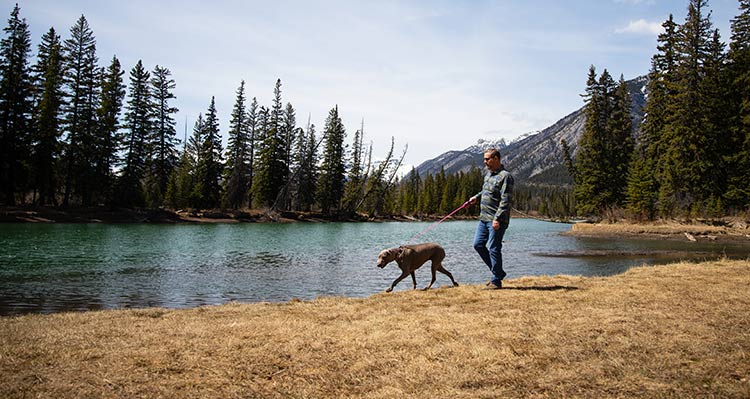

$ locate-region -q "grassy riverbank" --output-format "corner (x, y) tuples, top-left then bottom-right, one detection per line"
(566, 220), (750, 243)
(2, 259), (749, 398)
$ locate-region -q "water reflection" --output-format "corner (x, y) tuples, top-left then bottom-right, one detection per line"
(1, 220), (748, 315)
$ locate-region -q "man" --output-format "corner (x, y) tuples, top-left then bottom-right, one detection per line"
(468, 148), (514, 290)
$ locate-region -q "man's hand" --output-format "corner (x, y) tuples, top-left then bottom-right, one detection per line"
(468, 196), (477, 205)
(492, 220), (500, 230)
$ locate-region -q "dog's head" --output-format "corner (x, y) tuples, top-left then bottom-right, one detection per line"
(377, 247), (402, 268)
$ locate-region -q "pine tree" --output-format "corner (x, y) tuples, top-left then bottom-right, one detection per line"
(573, 66), (610, 215)
(146, 65), (178, 206)
(194, 97), (223, 209)
(725, 0), (750, 210)
(245, 97), (258, 205)
(166, 115), (203, 209)
(117, 60), (151, 207)
(95, 56), (125, 205)
(659, 0), (719, 216)
(343, 121), (365, 212)
(606, 76), (635, 206)
(626, 15), (679, 218)
(222, 80), (250, 209)
(30, 27), (64, 205)
(317, 105), (347, 214)
(251, 105), (273, 207)
(295, 123), (318, 211)
(61, 15), (99, 206)
(0, 4), (33, 204)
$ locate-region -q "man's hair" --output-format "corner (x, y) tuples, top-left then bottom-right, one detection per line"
(484, 148), (500, 159)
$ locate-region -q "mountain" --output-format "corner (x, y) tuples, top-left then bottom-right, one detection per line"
(413, 75), (648, 185)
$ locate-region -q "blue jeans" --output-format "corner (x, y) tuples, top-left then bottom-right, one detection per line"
(473, 220), (508, 285)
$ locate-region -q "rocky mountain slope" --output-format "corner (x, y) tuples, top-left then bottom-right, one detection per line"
(413, 75), (648, 185)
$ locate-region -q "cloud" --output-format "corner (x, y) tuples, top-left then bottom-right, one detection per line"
(615, 19), (663, 35)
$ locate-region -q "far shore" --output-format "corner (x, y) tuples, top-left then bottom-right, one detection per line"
(565, 220), (750, 244)
(3, 205), (750, 245)
(2, 259), (749, 398)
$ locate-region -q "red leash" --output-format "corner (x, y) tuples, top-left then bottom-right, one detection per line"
(405, 200), (471, 244)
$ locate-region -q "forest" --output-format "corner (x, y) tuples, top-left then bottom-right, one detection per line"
(0, 0), (748, 220)
(567, 0), (749, 220)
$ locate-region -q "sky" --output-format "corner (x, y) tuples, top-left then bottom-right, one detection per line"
(5, 0), (742, 169)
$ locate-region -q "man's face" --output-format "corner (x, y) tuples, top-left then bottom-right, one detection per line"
(483, 153), (500, 171)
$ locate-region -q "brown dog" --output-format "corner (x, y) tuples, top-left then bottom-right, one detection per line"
(377, 242), (459, 292)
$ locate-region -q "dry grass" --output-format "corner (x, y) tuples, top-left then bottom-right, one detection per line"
(567, 221), (750, 242)
(2, 260), (749, 398)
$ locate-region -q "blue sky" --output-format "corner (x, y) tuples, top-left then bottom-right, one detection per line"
(6, 0), (741, 168)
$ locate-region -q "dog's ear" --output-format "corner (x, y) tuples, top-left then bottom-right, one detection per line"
(395, 247), (405, 262)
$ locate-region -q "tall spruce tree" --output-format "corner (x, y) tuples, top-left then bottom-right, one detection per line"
(0, 4), (32, 204)
(245, 97), (258, 205)
(251, 105), (274, 207)
(725, 0), (750, 210)
(606, 76), (635, 206)
(343, 121), (365, 212)
(95, 56), (125, 205)
(194, 97), (223, 209)
(146, 65), (178, 206)
(61, 15), (99, 206)
(659, 0), (720, 216)
(317, 105), (346, 214)
(222, 80), (250, 209)
(117, 60), (151, 207)
(294, 123), (318, 211)
(626, 15), (679, 219)
(166, 114), (203, 209)
(572, 67), (633, 216)
(30, 27), (64, 205)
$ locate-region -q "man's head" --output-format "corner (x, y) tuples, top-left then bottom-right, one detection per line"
(483, 148), (501, 171)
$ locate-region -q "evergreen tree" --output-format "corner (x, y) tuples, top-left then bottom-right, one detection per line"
(343, 122), (365, 212)
(194, 97), (223, 208)
(606, 76), (635, 206)
(295, 123), (318, 211)
(30, 27), (64, 205)
(95, 56), (125, 205)
(626, 15), (679, 218)
(222, 80), (250, 209)
(245, 97), (258, 205)
(146, 65), (179, 206)
(725, 0), (750, 210)
(251, 105), (274, 207)
(61, 15), (99, 206)
(659, 0), (720, 216)
(571, 67), (633, 216)
(117, 60), (151, 207)
(277, 101), (296, 209)
(167, 114), (203, 209)
(317, 105), (346, 214)
(0, 4), (32, 204)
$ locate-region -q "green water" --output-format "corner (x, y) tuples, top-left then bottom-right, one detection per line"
(1, 219), (747, 315)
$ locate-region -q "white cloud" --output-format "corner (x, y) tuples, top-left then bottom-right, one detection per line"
(615, 19), (663, 35)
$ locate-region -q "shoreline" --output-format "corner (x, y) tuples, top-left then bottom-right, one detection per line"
(0, 205), (477, 224)
(564, 220), (750, 244)
(2, 259), (749, 398)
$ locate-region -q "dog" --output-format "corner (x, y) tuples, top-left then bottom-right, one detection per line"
(377, 242), (459, 292)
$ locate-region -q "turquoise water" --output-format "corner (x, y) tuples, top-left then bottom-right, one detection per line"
(1, 219), (748, 315)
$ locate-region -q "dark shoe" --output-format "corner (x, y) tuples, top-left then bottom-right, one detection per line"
(482, 281), (502, 290)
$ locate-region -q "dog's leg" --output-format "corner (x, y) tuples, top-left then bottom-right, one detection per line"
(436, 263), (459, 287)
(421, 262), (436, 290)
(386, 270), (410, 292)
(410, 271), (417, 289)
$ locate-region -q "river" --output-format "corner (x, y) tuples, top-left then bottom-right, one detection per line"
(1, 219), (748, 315)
